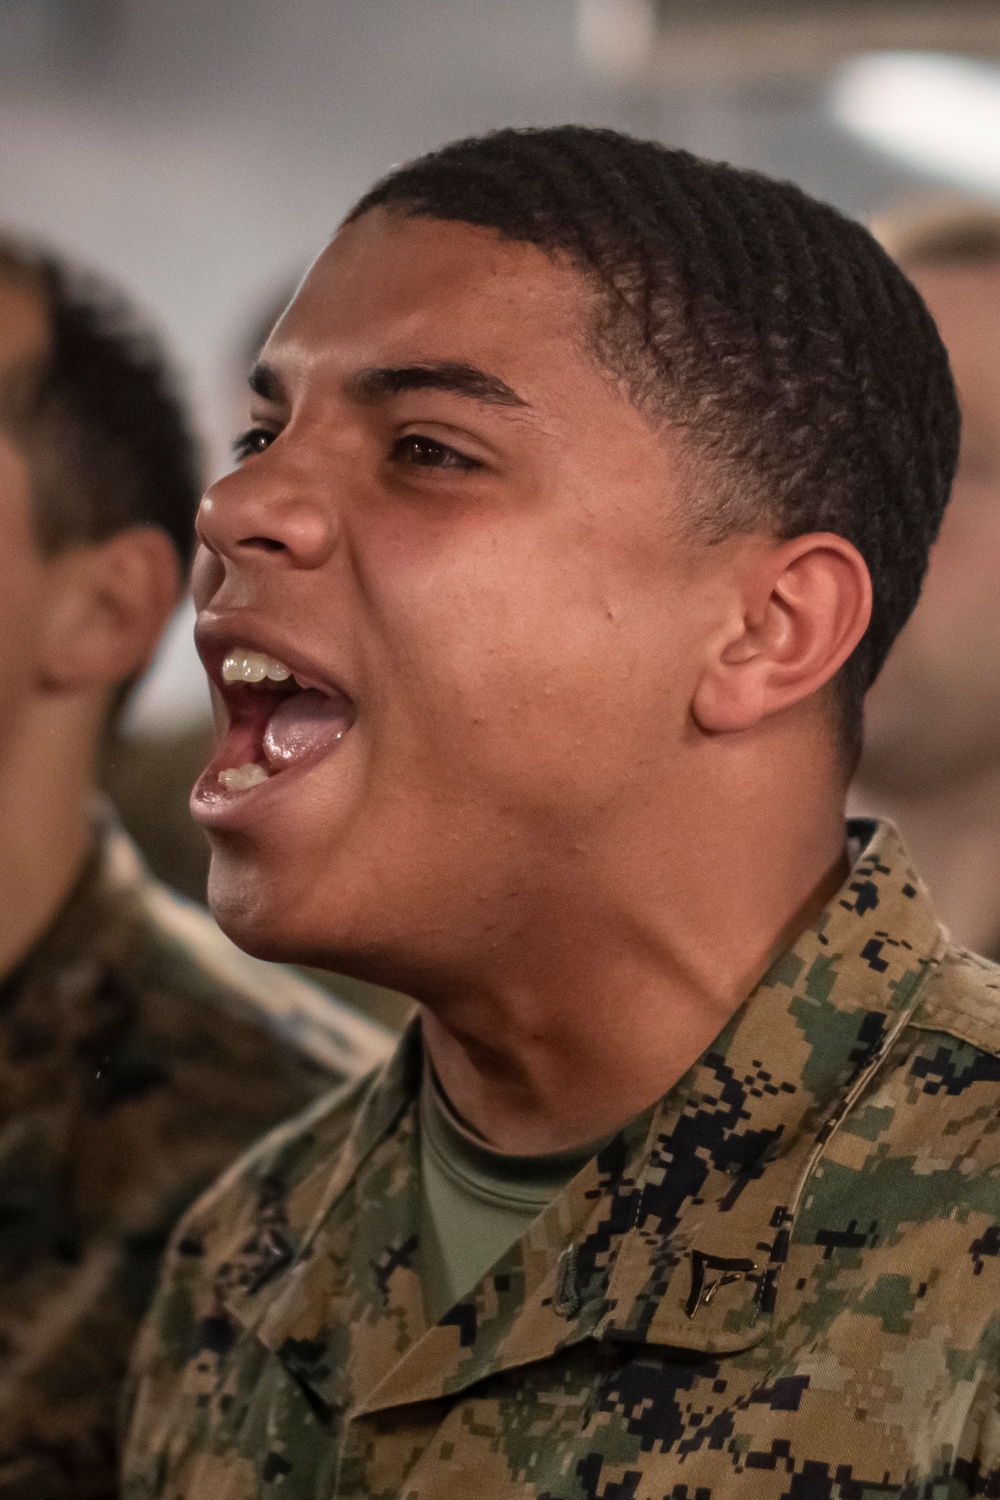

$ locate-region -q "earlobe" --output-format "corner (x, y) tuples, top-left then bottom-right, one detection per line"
(38, 528), (182, 694)
(692, 533), (872, 736)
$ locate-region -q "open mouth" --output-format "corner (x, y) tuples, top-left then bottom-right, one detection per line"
(203, 645), (357, 797)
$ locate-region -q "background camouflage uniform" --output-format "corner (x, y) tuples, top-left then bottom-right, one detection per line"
(0, 813), (393, 1500)
(123, 821), (1000, 1500)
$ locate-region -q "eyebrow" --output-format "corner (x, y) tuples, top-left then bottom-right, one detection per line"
(249, 358), (529, 413)
(347, 362), (527, 409)
(248, 361), (285, 402)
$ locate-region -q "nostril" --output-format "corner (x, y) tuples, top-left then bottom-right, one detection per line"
(239, 536), (287, 553)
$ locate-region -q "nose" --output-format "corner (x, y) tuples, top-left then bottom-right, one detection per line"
(195, 465), (339, 572)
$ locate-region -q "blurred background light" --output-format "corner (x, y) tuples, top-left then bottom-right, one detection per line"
(832, 51), (1000, 194)
(576, 0), (657, 83)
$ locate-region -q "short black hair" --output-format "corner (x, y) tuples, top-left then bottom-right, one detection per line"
(349, 126), (960, 766)
(0, 238), (201, 568)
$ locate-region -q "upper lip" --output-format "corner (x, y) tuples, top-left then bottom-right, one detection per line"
(195, 614), (355, 701)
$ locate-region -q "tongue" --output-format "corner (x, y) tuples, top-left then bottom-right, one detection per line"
(262, 689), (355, 769)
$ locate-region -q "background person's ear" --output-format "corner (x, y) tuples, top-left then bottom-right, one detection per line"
(37, 527), (182, 694)
(692, 533), (872, 735)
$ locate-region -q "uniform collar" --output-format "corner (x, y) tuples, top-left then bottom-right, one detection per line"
(220, 820), (946, 1414)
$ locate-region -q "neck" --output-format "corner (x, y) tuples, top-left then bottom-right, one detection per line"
(853, 760), (1000, 956)
(0, 690), (104, 979)
(423, 728), (849, 1155)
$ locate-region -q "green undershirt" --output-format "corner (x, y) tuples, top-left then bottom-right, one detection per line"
(418, 1064), (609, 1324)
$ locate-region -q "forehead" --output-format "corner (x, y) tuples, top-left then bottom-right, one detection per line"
(268, 211), (595, 384)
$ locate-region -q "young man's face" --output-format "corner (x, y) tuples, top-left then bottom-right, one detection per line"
(0, 278), (50, 764)
(861, 262), (1000, 793)
(192, 212), (726, 981)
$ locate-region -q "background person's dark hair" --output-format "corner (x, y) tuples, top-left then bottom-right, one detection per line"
(349, 126), (961, 769)
(0, 238), (201, 569)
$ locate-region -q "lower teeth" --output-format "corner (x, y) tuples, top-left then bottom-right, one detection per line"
(218, 763), (270, 791)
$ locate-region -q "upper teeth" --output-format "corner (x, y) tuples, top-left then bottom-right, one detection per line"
(221, 647), (292, 684)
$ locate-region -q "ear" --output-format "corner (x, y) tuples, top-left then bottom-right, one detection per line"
(38, 527), (182, 694)
(692, 532), (872, 735)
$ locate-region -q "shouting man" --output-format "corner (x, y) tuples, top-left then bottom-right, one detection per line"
(124, 130), (999, 1499)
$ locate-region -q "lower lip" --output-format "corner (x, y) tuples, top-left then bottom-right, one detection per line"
(190, 735), (351, 832)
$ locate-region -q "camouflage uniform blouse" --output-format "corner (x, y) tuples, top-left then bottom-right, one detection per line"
(0, 816), (393, 1500)
(123, 821), (1000, 1500)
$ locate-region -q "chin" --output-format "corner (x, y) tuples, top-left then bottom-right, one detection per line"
(203, 834), (402, 981)
(206, 839), (326, 961)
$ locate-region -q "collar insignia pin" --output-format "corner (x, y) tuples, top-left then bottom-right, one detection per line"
(685, 1249), (759, 1319)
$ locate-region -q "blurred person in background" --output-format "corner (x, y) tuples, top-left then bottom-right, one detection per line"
(855, 203), (1000, 959)
(123, 128), (1000, 1499)
(0, 238), (392, 1500)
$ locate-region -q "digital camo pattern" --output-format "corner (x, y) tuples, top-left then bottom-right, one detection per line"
(123, 820), (1000, 1500)
(0, 814), (393, 1500)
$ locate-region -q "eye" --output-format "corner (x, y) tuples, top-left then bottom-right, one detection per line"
(232, 427), (275, 462)
(391, 434), (481, 472)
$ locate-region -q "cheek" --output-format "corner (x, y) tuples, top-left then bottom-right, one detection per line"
(0, 569), (46, 694)
(0, 469), (47, 722)
(370, 553), (690, 808)
(349, 475), (703, 812)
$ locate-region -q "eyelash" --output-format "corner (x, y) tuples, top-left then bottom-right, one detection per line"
(232, 428), (481, 472)
(232, 427), (273, 461)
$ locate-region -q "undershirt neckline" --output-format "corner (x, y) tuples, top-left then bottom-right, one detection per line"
(420, 1059), (611, 1213)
